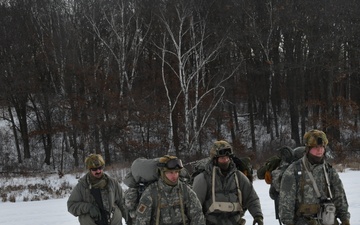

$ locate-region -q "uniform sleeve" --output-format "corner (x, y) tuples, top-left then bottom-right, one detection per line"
(192, 173), (207, 205)
(186, 186), (206, 225)
(278, 164), (297, 225)
(135, 187), (154, 225)
(330, 168), (350, 222)
(237, 171), (263, 218)
(124, 187), (139, 219)
(114, 181), (127, 220)
(67, 183), (92, 216)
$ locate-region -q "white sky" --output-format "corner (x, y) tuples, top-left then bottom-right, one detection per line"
(0, 169), (358, 225)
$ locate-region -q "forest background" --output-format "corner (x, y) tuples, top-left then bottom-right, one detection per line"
(1, 0), (360, 174)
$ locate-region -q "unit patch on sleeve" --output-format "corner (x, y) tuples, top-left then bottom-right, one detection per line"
(137, 203), (147, 214)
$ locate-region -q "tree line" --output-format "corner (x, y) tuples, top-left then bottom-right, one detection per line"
(1, 0), (359, 172)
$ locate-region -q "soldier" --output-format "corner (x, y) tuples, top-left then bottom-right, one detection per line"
(192, 140), (263, 225)
(135, 155), (205, 225)
(67, 154), (127, 225)
(279, 129), (351, 225)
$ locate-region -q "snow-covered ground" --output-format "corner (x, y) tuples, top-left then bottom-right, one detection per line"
(0, 169), (358, 225)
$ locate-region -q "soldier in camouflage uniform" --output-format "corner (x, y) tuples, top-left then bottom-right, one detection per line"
(192, 140), (263, 225)
(67, 154), (127, 225)
(279, 130), (351, 225)
(135, 155), (205, 225)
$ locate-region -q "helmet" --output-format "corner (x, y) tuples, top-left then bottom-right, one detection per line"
(85, 154), (105, 169)
(210, 140), (233, 159)
(303, 129), (328, 148)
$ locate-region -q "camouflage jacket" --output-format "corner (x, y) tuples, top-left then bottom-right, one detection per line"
(279, 156), (350, 225)
(125, 187), (140, 219)
(135, 179), (205, 225)
(67, 172), (126, 225)
(192, 161), (263, 225)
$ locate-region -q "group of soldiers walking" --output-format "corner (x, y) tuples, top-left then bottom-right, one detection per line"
(67, 129), (350, 225)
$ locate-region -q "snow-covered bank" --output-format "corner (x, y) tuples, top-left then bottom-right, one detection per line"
(0, 169), (358, 225)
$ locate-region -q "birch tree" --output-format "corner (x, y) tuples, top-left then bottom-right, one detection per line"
(154, 1), (240, 155)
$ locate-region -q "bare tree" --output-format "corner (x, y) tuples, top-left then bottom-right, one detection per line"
(153, 1), (241, 155)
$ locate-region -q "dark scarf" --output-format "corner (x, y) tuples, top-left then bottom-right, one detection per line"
(307, 153), (325, 165)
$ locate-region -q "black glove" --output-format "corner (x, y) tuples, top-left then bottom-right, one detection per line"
(341, 220), (350, 225)
(253, 216), (263, 225)
(89, 205), (101, 220)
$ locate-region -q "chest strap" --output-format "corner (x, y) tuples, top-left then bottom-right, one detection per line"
(207, 167), (243, 214)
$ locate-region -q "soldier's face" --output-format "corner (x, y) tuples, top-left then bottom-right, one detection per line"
(309, 146), (325, 157)
(90, 167), (103, 178)
(164, 170), (180, 183)
(217, 156), (230, 163)
(217, 156), (230, 170)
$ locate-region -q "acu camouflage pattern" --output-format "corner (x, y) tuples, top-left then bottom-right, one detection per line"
(125, 187), (140, 220)
(279, 156), (350, 225)
(135, 179), (205, 225)
(271, 146), (306, 198)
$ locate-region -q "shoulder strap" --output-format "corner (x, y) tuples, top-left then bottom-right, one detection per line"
(302, 157), (333, 200)
(323, 163), (333, 199)
(178, 183), (187, 225)
(302, 157), (321, 198)
(207, 167), (243, 214)
(292, 159), (303, 203)
(234, 171), (244, 215)
(153, 183), (160, 225)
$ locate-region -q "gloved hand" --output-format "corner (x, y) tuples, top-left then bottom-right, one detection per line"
(341, 219), (350, 225)
(253, 216), (263, 225)
(89, 205), (101, 220)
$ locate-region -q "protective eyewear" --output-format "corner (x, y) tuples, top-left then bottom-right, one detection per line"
(216, 148), (232, 156)
(90, 166), (103, 171)
(158, 158), (184, 170)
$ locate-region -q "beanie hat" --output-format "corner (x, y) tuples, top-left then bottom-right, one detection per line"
(209, 140), (233, 159)
(303, 129), (328, 148)
(85, 154), (105, 169)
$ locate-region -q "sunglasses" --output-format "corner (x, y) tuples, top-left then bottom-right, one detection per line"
(90, 166), (103, 171)
(216, 148), (232, 156)
(158, 158), (184, 170)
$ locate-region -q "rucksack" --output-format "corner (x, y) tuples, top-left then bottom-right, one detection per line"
(233, 156), (254, 182)
(123, 157), (190, 225)
(188, 155), (254, 184)
(256, 146), (305, 223)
